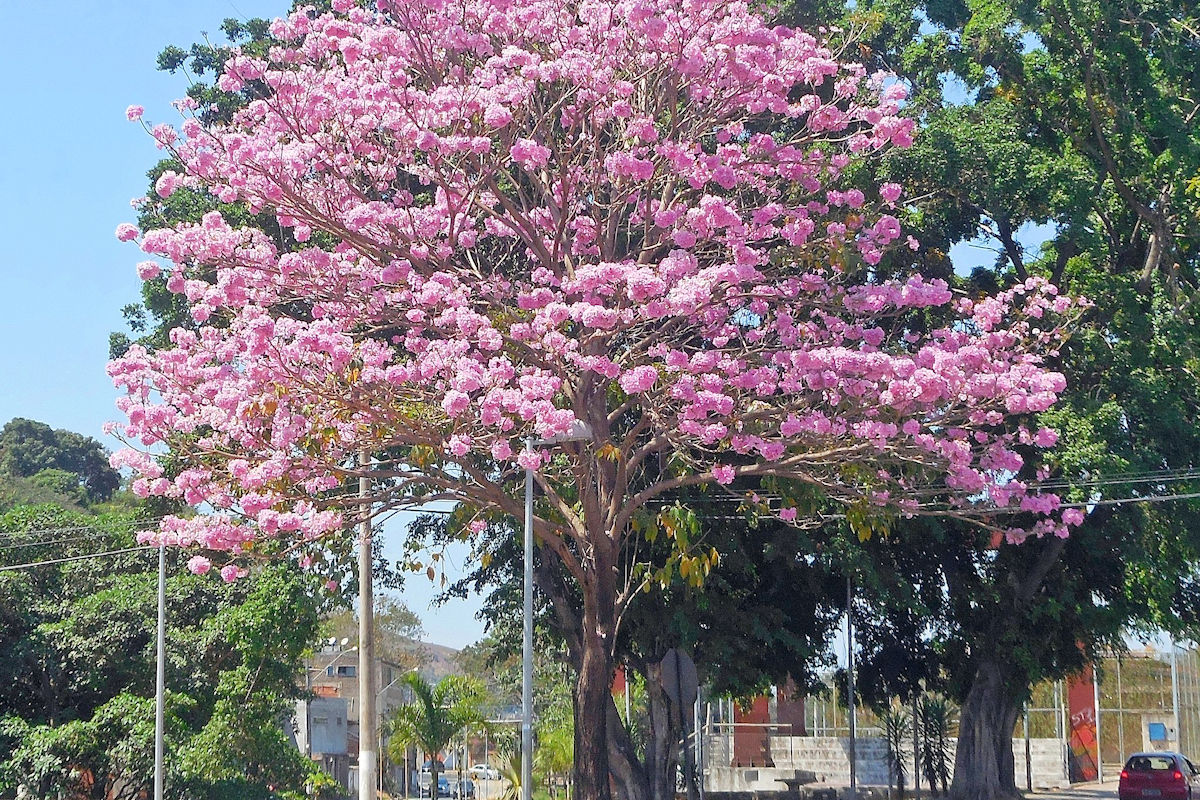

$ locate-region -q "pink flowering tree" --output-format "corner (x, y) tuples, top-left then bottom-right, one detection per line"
(109, 1), (1085, 797)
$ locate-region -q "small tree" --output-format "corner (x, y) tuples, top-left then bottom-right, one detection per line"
(880, 703), (909, 800)
(387, 674), (487, 796)
(918, 694), (954, 796)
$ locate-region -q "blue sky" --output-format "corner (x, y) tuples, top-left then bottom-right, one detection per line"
(0, 0), (485, 649)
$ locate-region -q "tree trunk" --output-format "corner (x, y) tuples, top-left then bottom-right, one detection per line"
(573, 566), (616, 800)
(949, 660), (1022, 800)
(645, 661), (681, 800)
(607, 697), (651, 800)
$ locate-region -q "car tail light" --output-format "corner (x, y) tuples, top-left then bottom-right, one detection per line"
(1121, 769), (1129, 779)
(1175, 769), (1184, 781)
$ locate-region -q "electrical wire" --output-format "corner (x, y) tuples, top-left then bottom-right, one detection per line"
(0, 533), (146, 551)
(0, 546), (158, 573)
(0, 515), (171, 542)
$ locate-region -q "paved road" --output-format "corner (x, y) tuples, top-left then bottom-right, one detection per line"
(1028, 779), (1118, 799)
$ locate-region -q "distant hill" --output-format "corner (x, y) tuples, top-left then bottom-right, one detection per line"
(420, 640), (463, 679)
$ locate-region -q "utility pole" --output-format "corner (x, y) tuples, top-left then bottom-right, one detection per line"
(1172, 643), (1182, 751)
(359, 450), (377, 800)
(846, 574), (856, 800)
(521, 437), (535, 800)
(154, 543), (166, 800)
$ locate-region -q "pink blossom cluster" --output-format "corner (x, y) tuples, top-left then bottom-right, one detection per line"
(110, 0), (1083, 561)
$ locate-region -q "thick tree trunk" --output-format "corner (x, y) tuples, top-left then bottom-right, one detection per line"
(949, 660), (1022, 800)
(645, 660), (681, 800)
(607, 698), (651, 800)
(605, 660), (681, 800)
(573, 567), (616, 800)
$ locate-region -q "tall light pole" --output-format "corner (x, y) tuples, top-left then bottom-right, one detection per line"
(359, 450), (377, 800)
(846, 574), (856, 800)
(154, 542), (166, 800)
(522, 421), (591, 800)
(521, 437), (536, 800)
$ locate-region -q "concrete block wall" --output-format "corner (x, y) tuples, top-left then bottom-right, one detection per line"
(767, 736), (891, 785)
(702, 734), (1067, 791)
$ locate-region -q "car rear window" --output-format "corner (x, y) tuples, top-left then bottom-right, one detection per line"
(1126, 756), (1176, 772)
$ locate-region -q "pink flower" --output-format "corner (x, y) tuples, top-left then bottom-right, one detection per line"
(187, 555), (212, 575)
(879, 183), (903, 203)
(220, 564), (240, 583)
(325, 579), (340, 592)
(136, 261), (162, 280)
(126, 105), (144, 121)
(1062, 508), (1085, 526)
(618, 365), (658, 394)
(115, 223), (139, 242)
(1034, 427), (1059, 447)
(155, 170), (182, 198)
(468, 519), (487, 534)
(484, 105), (513, 128)
(713, 465), (735, 485)
(517, 449), (542, 471)
(779, 506), (798, 522)
(510, 139), (551, 169)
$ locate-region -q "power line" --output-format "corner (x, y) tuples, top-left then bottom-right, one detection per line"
(0, 515), (171, 542)
(0, 533), (145, 551)
(0, 546), (158, 573)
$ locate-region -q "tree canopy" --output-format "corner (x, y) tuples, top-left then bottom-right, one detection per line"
(0, 503), (333, 799)
(106, 3), (1091, 798)
(789, 0), (1200, 797)
(0, 418), (120, 505)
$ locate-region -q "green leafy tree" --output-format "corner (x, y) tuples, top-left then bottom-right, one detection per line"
(0, 418), (120, 504)
(0, 503), (330, 799)
(386, 673), (488, 796)
(323, 594), (425, 671)
(419, 489), (847, 800)
(791, 1), (1200, 798)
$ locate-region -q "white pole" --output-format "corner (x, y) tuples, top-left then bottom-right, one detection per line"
(846, 575), (856, 800)
(1023, 704), (1031, 792)
(1116, 655), (1124, 759)
(522, 437), (535, 800)
(359, 450), (377, 800)
(154, 543), (166, 800)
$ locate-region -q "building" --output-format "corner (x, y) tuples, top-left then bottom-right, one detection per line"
(293, 643), (422, 795)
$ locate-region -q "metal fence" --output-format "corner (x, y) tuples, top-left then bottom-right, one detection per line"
(702, 642), (1200, 783)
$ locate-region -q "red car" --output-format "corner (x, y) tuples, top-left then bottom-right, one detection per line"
(1120, 752), (1200, 800)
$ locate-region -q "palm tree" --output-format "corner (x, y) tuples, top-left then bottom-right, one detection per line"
(881, 704), (910, 800)
(496, 749), (522, 800)
(386, 673), (488, 797)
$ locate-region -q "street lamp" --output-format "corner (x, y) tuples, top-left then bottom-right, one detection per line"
(522, 420), (592, 800)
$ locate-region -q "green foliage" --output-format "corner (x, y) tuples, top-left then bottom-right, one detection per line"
(917, 694), (954, 796)
(0, 503), (330, 799)
(323, 594), (425, 669)
(386, 673), (489, 786)
(0, 418), (120, 504)
(882, 704), (910, 798)
(0, 472), (88, 514)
